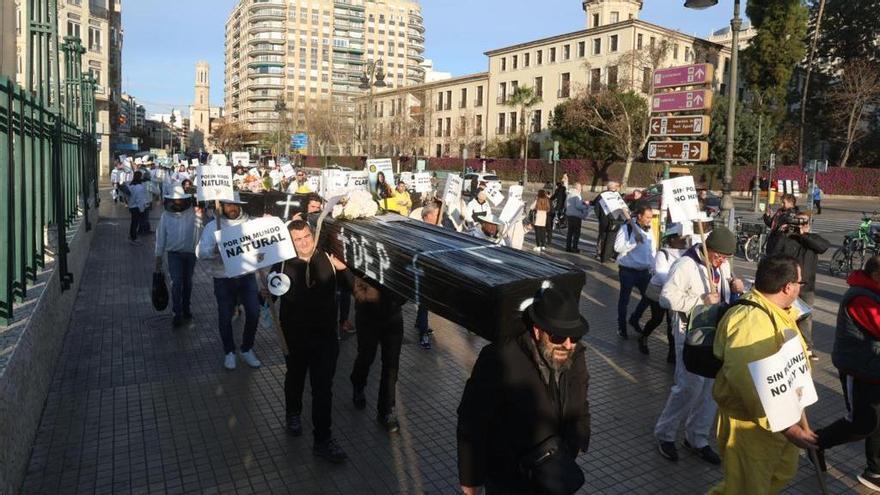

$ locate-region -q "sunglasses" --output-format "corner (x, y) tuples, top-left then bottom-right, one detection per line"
(546, 332), (572, 345)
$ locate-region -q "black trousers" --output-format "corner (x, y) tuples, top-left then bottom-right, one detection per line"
(350, 313), (403, 415)
(566, 216), (582, 251)
(818, 373), (880, 473)
(534, 226), (548, 247)
(640, 299), (675, 357)
(285, 336), (339, 444)
(128, 207), (144, 240)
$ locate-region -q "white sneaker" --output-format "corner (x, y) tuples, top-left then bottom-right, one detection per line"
(224, 352), (236, 370)
(532, 246), (542, 252)
(240, 349), (262, 368)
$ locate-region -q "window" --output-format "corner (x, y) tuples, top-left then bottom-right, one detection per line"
(88, 67), (101, 90)
(436, 118), (443, 137)
(501, 57), (506, 71)
(67, 20), (80, 39)
(510, 112), (517, 131)
(445, 117), (451, 136)
(592, 13), (599, 28)
(524, 53), (530, 67)
(498, 113), (506, 135)
(511, 80), (518, 92)
(476, 85), (484, 107)
(512, 55), (518, 69)
(593, 38), (601, 55)
(437, 92), (443, 111)
(88, 26), (101, 52)
(591, 68), (601, 93)
(578, 41), (585, 58)
(563, 44), (570, 60)
(673, 44), (679, 60)
(650, 36), (656, 48)
(499, 82), (507, 103)
(559, 73), (570, 98)
(436, 144), (442, 157)
(532, 110), (542, 133)
(459, 116), (467, 135)
(610, 35), (618, 52)
(460, 88), (468, 108)
(445, 90), (452, 110)
(549, 47), (556, 63)
(535, 76), (543, 97)
(637, 34), (643, 50)
(608, 66), (618, 89)
(536, 50), (543, 65)
(610, 11), (619, 23)
(475, 114), (483, 136)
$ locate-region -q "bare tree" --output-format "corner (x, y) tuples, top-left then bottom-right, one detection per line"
(211, 118), (250, 153)
(826, 60), (880, 168)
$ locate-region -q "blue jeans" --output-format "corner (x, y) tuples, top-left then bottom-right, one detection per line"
(167, 251), (196, 318)
(213, 275), (260, 354)
(416, 305), (429, 338)
(618, 266), (651, 331)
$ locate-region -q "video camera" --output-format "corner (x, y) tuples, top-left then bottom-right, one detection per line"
(777, 212), (808, 234)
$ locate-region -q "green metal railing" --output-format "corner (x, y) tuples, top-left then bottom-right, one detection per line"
(0, 0), (98, 325)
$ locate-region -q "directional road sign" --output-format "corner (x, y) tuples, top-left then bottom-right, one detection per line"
(646, 141), (710, 162)
(651, 90), (713, 113)
(649, 116), (710, 137)
(652, 64), (714, 89)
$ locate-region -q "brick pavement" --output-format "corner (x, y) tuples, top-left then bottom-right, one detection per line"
(19, 190), (876, 494)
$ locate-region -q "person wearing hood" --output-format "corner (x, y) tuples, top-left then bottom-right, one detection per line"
(815, 255), (880, 491)
(127, 171), (151, 244)
(466, 189), (492, 228)
(472, 216), (507, 247)
(196, 192), (262, 371)
(458, 287), (590, 495)
(155, 184), (201, 328)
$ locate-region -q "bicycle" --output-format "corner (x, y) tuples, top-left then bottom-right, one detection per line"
(734, 217), (766, 263)
(829, 211), (880, 277)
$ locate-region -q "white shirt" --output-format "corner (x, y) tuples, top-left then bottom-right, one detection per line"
(466, 198), (492, 224)
(127, 183), (151, 212)
(155, 207), (200, 256)
(614, 221), (656, 270)
(649, 248), (685, 286)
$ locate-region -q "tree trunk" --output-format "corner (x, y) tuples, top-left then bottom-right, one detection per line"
(840, 103), (861, 168)
(621, 155), (634, 190)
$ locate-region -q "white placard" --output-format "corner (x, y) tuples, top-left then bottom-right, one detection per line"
(173, 153), (180, 164)
(323, 170), (369, 198)
(210, 154), (228, 166)
(748, 330), (818, 432)
(413, 172), (432, 193)
(367, 158), (394, 193)
(499, 198), (524, 224)
(487, 188), (505, 207)
(281, 162), (296, 178)
(214, 217), (297, 278)
(598, 191), (629, 219)
(196, 165), (234, 202)
(247, 167), (261, 178)
(442, 174), (463, 207)
(307, 175), (321, 193)
(231, 152), (250, 168)
(508, 185), (524, 202)
(268, 159), (276, 168)
(399, 172), (414, 189)
(662, 176), (701, 223)
(190, 158), (199, 167)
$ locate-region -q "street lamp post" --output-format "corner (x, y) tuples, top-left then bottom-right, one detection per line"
(274, 98), (287, 160)
(359, 59), (387, 159)
(685, 0), (739, 219)
(169, 109), (176, 154)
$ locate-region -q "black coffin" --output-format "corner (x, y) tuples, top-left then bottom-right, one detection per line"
(318, 214), (586, 342)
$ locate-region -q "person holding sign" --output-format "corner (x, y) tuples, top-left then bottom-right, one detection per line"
(614, 204), (656, 340)
(654, 227), (743, 465)
(195, 192), (263, 371)
(710, 255), (816, 495)
(592, 181), (620, 260)
(815, 255), (880, 491)
(272, 220), (353, 464)
(387, 180), (413, 216)
(465, 190), (492, 228)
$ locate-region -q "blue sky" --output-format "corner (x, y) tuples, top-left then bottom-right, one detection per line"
(122, 0), (745, 115)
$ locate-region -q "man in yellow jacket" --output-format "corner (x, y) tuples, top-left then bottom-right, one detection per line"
(387, 181), (412, 216)
(711, 254), (818, 494)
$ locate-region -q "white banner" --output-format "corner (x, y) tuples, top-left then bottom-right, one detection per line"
(214, 217), (297, 278)
(598, 191), (629, 219)
(322, 170), (369, 198)
(367, 158), (394, 193)
(281, 162), (296, 179)
(413, 172), (432, 193)
(508, 185), (524, 202)
(190, 158), (200, 167)
(748, 330), (818, 432)
(196, 165), (234, 202)
(442, 174), (463, 207)
(487, 188), (505, 206)
(210, 154), (228, 166)
(231, 152), (250, 168)
(662, 175), (701, 223)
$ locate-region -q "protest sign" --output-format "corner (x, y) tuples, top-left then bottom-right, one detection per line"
(487, 188), (505, 207)
(442, 174), (463, 207)
(413, 172), (432, 193)
(268, 159), (276, 168)
(367, 158), (394, 193)
(173, 154), (180, 164)
(214, 216), (297, 278)
(598, 191), (629, 220)
(322, 170), (369, 198)
(416, 159), (426, 172)
(231, 152), (250, 168)
(508, 185), (524, 202)
(662, 175), (701, 223)
(748, 330), (818, 432)
(399, 172), (414, 189)
(281, 162), (296, 178)
(247, 168), (261, 178)
(196, 165), (234, 202)
(307, 175), (321, 193)
(499, 197), (524, 224)
(190, 158), (199, 167)
(210, 154), (228, 166)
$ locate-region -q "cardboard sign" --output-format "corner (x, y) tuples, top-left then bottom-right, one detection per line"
(416, 159), (427, 172)
(399, 172), (414, 189)
(247, 168), (261, 178)
(307, 175), (321, 193)
(173, 154), (180, 164)
(214, 217), (297, 278)
(413, 172), (432, 193)
(499, 197), (524, 224)
(323, 170), (369, 198)
(508, 185), (524, 202)
(281, 162), (296, 179)
(598, 191), (629, 219)
(231, 152), (250, 168)
(190, 158), (200, 167)
(367, 158), (394, 194)
(662, 176), (701, 223)
(210, 154), (228, 166)
(268, 159), (276, 168)
(442, 174), (463, 207)
(196, 165), (234, 202)
(748, 330), (818, 432)
(487, 188), (505, 207)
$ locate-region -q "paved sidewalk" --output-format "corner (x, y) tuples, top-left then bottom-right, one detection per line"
(20, 190), (874, 494)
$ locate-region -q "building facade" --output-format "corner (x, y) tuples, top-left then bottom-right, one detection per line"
(223, 0), (425, 153)
(362, 0), (732, 158)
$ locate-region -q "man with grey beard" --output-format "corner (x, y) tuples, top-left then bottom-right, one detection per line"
(458, 287), (591, 495)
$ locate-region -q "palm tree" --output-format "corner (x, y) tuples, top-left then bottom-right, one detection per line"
(505, 85), (542, 184)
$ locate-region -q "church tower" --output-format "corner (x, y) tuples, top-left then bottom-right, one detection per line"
(191, 61), (211, 151)
(582, 0), (643, 29)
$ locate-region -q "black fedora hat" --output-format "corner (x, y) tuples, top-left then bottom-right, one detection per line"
(527, 286), (589, 339)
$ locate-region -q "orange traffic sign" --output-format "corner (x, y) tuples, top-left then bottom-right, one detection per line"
(647, 141), (709, 162)
(649, 116), (710, 137)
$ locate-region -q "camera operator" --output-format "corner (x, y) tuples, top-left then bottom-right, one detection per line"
(765, 210), (830, 358)
(763, 193), (799, 254)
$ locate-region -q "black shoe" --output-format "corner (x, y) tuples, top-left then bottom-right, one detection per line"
(572, 248), (581, 254)
(313, 438), (347, 464)
(682, 439), (721, 465)
(638, 336), (649, 355)
(617, 327), (628, 340)
(286, 415), (303, 437)
(353, 388), (366, 410)
(658, 441), (678, 461)
(377, 409), (400, 433)
(172, 315), (183, 328)
(628, 317), (643, 335)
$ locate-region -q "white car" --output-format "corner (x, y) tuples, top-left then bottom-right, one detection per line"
(463, 172), (502, 197)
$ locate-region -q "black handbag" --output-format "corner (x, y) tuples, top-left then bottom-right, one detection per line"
(518, 436), (585, 495)
(152, 272), (169, 311)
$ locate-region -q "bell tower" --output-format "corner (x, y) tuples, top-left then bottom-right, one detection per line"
(582, 0), (643, 28)
(191, 61), (211, 151)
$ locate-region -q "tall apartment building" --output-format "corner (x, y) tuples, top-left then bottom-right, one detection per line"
(362, 0), (733, 158)
(223, 0), (425, 153)
(13, 0), (122, 176)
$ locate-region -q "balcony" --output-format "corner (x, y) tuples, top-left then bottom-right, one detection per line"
(250, 8), (285, 21)
(496, 95), (508, 104)
(407, 18), (425, 32)
(407, 52), (424, 63)
(249, 45), (285, 56)
(332, 44), (364, 55)
(248, 22), (284, 34)
(407, 30), (425, 43)
(409, 11), (423, 23)
(247, 33), (285, 44)
(334, 0), (365, 10)
(250, 80), (284, 90)
(248, 0), (283, 10)
(334, 8), (365, 22)
(247, 92), (282, 101)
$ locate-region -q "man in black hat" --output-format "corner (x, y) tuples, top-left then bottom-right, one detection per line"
(458, 287), (590, 495)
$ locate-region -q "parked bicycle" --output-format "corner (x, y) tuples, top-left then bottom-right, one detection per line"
(734, 217), (766, 262)
(829, 210), (880, 277)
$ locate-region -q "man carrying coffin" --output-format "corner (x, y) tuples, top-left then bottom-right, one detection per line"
(710, 255), (817, 494)
(196, 192), (263, 371)
(271, 220), (352, 463)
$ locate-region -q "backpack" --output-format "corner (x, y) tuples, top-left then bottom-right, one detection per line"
(683, 299), (777, 378)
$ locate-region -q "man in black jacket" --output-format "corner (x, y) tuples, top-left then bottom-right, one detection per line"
(458, 287), (590, 495)
(765, 211), (830, 357)
(593, 181), (620, 262)
(272, 220), (353, 463)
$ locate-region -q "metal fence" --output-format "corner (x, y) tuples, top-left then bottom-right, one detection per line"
(0, 1), (98, 325)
